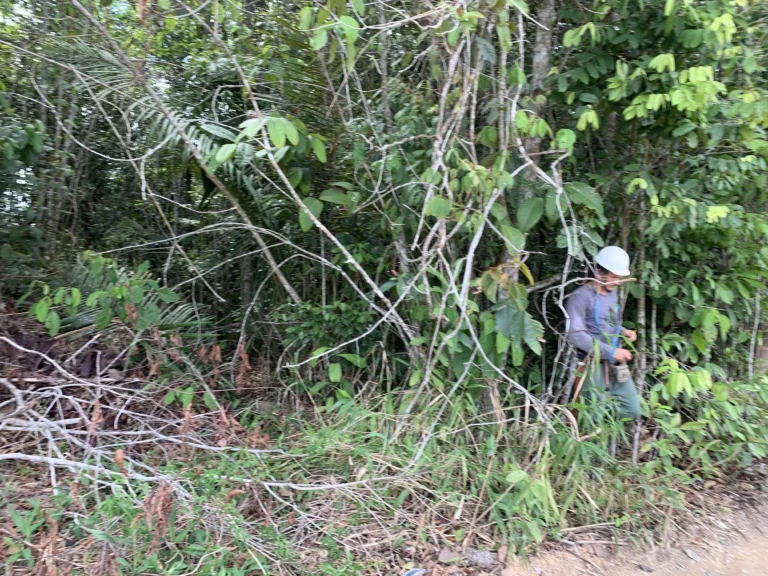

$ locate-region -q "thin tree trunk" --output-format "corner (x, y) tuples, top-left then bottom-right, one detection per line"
(632, 194), (647, 463)
(241, 250), (254, 310)
(748, 292), (761, 380)
(320, 233), (327, 308)
(520, 0), (557, 199)
(650, 248), (660, 373)
(378, 5), (393, 134)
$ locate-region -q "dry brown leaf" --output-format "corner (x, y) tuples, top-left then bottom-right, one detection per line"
(236, 342), (251, 391)
(209, 344), (222, 365)
(147, 358), (162, 378)
(141, 482), (174, 553)
(114, 449), (127, 476)
(124, 302), (138, 326)
(224, 489), (246, 503)
(40, 511), (59, 576)
(247, 426), (272, 449)
(89, 400), (103, 437)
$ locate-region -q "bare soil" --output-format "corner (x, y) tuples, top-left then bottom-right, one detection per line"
(505, 503), (768, 576)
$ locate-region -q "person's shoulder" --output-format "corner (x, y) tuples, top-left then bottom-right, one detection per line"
(568, 284), (592, 298)
(566, 284), (593, 304)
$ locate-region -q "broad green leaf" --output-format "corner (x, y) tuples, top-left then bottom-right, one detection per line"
(338, 353), (366, 368)
(298, 6), (313, 29)
(509, 0), (529, 15)
(157, 288), (180, 303)
(310, 136), (327, 163)
(310, 29), (328, 50)
(712, 382), (728, 401)
(239, 117), (267, 139)
(328, 362), (342, 382)
(45, 311), (61, 336)
(718, 313), (731, 340)
(267, 117), (286, 148)
(201, 124), (237, 142)
(680, 421), (705, 431)
(128, 285), (144, 304)
(426, 196), (452, 219)
(672, 122), (696, 137)
(514, 110), (529, 132)
(522, 312), (544, 355)
(95, 307), (113, 330)
(476, 37), (497, 65)
(299, 197), (324, 232)
(501, 225), (525, 251)
(137, 261), (150, 276)
(135, 302), (161, 331)
(556, 129), (576, 151)
(744, 55), (758, 74)
(203, 391), (218, 411)
(282, 118), (299, 146)
(692, 329), (707, 353)
(507, 64), (526, 85)
(215, 144), (237, 164)
(648, 53), (675, 73)
(517, 198), (544, 232)
(506, 470), (529, 483)
(351, 0), (365, 14)
(35, 299), (49, 322)
(339, 16), (360, 43)
(319, 189), (348, 205)
(179, 386), (194, 408)
(715, 285), (734, 305)
(71, 288), (82, 308)
(310, 347), (329, 367)
(481, 272), (498, 303)
(86, 292), (101, 308)
(496, 332), (510, 354)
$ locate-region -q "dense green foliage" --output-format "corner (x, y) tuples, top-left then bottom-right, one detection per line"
(1, 0), (767, 572)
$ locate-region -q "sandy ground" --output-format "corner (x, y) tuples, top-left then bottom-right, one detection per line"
(504, 504), (768, 576)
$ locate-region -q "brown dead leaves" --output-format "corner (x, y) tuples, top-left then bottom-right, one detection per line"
(130, 481), (173, 554)
(236, 341), (251, 392)
(88, 400), (103, 438)
(114, 449), (128, 477)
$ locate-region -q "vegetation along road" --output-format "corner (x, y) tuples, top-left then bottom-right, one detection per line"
(1, 0), (767, 573)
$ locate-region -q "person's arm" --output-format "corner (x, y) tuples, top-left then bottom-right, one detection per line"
(566, 291), (616, 362)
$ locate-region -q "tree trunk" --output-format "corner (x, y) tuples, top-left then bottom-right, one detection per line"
(636, 195), (647, 392)
(520, 0), (557, 199)
(241, 250), (254, 310)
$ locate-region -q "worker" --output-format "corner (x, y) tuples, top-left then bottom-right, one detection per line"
(565, 246), (641, 421)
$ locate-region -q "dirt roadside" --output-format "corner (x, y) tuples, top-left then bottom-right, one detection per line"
(505, 502), (768, 576)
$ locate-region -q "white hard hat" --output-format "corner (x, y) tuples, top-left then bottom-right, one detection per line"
(594, 246), (630, 276)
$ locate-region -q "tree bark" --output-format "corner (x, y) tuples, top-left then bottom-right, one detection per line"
(520, 0), (557, 199)
(748, 292), (761, 380)
(636, 195), (647, 392)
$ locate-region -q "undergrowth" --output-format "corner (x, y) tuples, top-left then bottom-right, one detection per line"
(2, 378), (766, 575)
(1, 258), (767, 574)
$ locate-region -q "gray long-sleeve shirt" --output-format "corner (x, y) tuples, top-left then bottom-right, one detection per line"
(565, 284), (623, 363)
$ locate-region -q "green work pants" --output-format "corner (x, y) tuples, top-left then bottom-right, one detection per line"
(581, 361), (641, 421)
